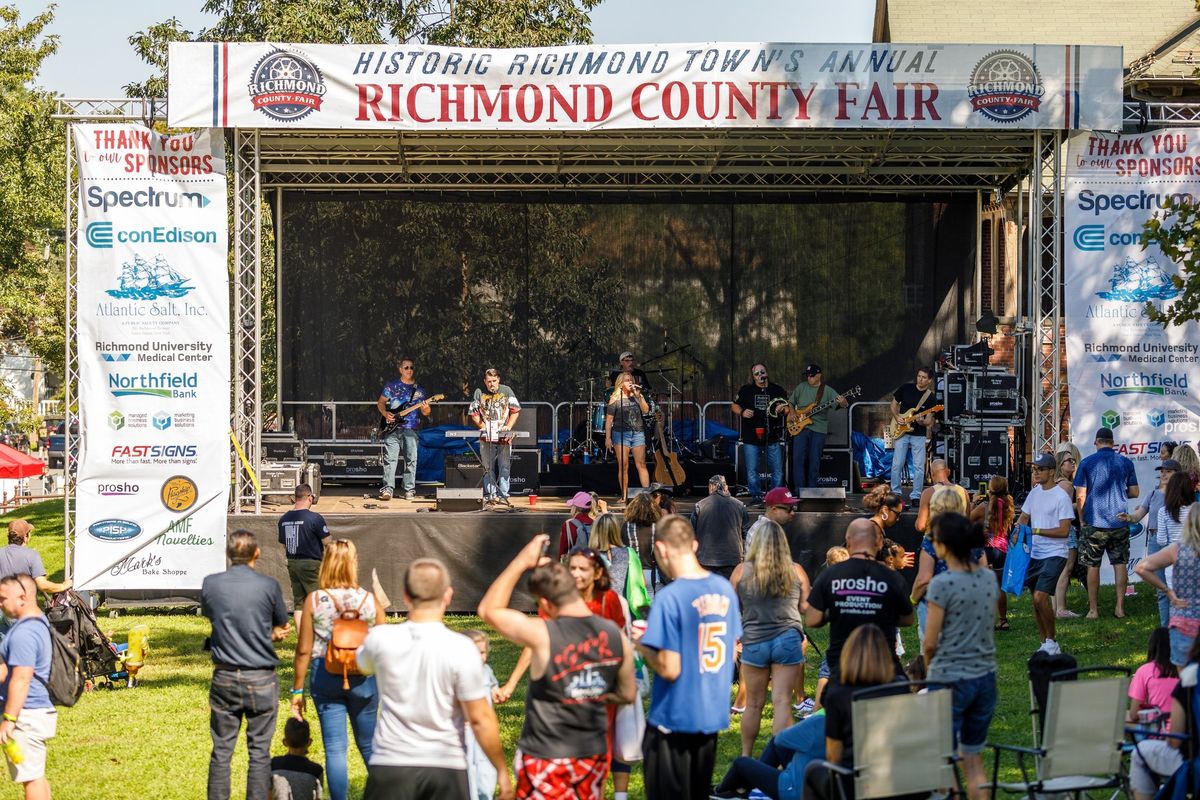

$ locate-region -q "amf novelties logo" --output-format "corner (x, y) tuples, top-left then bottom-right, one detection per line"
(967, 50), (1044, 123)
(248, 49), (327, 122)
(1101, 371), (1188, 397)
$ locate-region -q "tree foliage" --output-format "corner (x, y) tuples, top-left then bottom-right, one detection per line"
(1143, 199), (1200, 326)
(0, 4), (65, 380)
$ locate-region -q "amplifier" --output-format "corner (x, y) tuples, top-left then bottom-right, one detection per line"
(953, 341), (994, 371)
(816, 449), (853, 490)
(436, 487), (483, 512)
(263, 434), (307, 463)
(261, 461), (322, 499)
(955, 427), (1009, 490)
(942, 372), (971, 421)
(444, 450), (541, 494)
(971, 374), (1019, 415)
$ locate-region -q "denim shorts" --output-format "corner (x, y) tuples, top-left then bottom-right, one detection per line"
(1170, 627), (1195, 666)
(613, 429), (645, 448)
(742, 628), (805, 668)
(818, 653), (830, 680)
(1067, 527), (1078, 549)
(931, 672), (997, 754)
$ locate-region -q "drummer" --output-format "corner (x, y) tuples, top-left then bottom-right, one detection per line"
(609, 350), (652, 392)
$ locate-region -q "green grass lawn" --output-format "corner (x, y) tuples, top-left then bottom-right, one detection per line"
(2, 500), (1158, 798)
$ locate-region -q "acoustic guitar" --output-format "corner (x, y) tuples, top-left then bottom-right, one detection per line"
(379, 393), (445, 436)
(785, 386), (862, 436)
(651, 411), (686, 488)
(884, 404), (944, 449)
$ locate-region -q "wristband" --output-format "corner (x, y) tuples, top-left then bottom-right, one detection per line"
(290, 689), (304, 696)
(3, 713), (17, 723)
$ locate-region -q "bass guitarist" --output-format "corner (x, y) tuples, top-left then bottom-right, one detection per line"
(889, 366), (938, 502)
(376, 357), (431, 501)
(733, 364), (789, 505)
(787, 364), (850, 490)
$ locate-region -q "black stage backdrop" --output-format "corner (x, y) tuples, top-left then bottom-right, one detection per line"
(279, 196), (976, 437)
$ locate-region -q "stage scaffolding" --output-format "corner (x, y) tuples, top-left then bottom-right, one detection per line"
(54, 98), (1200, 553)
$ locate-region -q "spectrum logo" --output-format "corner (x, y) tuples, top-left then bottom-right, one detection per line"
(1101, 371), (1189, 397)
(85, 221), (217, 249)
(108, 371), (198, 399)
(1073, 224), (1104, 252)
(86, 186), (211, 213)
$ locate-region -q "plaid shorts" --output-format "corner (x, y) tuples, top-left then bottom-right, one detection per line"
(515, 750), (608, 799)
(1078, 524), (1130, 567)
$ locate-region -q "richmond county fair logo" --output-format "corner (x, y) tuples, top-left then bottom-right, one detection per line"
(967, 50), (1045, 123)
(248, 50), (327, 122)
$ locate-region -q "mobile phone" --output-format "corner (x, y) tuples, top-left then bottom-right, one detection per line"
(541, 536), (551, 556)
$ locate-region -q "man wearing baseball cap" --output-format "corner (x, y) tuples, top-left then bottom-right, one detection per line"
(787, 364), (849, 491)
(0, 520), (70, 594)
(1074, 427), (1139, 619)
(608, 351), (651, 394)
(745, 488), (802, 551)
(1016, 453), (1077, 654)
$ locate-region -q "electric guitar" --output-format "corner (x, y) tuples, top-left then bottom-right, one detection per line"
(785, 386), (862, 436)
(884, 404), (944, 448)
(379, 393), (445, 436)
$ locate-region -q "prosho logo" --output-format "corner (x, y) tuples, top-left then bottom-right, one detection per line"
(829, 576), (889, 595)
(87, 519), (142, 542)
(97, 482), (139, 496)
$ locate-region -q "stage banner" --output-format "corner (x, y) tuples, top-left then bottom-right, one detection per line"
(72, 125), (230, 590)
(169, 42), (1122, 131)
(1064, 129), (1200, 497)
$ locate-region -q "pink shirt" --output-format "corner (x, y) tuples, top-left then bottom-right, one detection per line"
(1129, 661), (1180, 716)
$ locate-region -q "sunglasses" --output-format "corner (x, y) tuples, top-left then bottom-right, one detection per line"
(400, 365), (414, 370)
(568, 546), (601, 560)
(753, 371), (767, 377)
(773, 505), (797, 514)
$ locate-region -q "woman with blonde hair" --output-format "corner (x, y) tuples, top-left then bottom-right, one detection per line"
(1174, 444), (1200, 490)
(290, 539), (383, 800)
(1137, 501), (1200, 665)
(1053, 445), (1084, 618)
(730, 521), (811, 757)
(605, 371), (651, 502)
(588, 512), (632, 602)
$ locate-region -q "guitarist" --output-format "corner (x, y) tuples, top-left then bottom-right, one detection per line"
(733, 364), (789, 506)
(375, 357), (431, 501)
(787, 364), (850, 490)
(889, 366), (938, 502)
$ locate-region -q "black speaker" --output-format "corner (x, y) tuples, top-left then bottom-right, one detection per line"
(955, 426), (1009, 490)
(444, 450), (541, 493)
(943, 371), (970, 422)
(816, 449), (852, 490)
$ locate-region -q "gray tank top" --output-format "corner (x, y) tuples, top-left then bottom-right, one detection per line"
(737, 567), (804, 645)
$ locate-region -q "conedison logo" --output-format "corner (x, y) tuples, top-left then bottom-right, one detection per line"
(1073, 224), (1104, 252)
(85, 221), (217, 249)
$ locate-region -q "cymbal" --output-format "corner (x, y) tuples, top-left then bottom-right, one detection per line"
(641, 368), (677, 374)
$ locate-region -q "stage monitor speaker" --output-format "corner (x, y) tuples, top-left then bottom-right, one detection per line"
(510, 406), (539, 444)
(816, 449), (853, 490)
(943, 371), (971, 421)
(443, 450), (541, 494)
(796, 487), (847, 511)
(956, 426), (1009, 491)
(436, 487), (483, 512)
(825, 405), (850, 449)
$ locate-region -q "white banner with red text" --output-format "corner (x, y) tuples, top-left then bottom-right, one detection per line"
(1064, 128), (1200, 518)
(72, 124), (230, 590)
(168, 42), (1122, 131)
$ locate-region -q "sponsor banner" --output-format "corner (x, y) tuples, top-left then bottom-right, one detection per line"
(72, 125), (229, 590)
(169, 42), (1122, 131)
(1064, 129), (1200, 500)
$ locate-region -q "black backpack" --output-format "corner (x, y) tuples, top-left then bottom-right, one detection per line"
(28, 616), (85, 707)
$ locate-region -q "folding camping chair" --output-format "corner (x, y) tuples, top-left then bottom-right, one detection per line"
(988, 667), (1131, 800)
(807, 682), (964, 800)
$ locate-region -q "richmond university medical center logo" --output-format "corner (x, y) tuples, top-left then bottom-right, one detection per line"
(248, 50), (327, 122)
(967, 50), (1045, 123)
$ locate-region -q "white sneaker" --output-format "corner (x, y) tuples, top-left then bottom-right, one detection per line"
(793, 697), (816, 717)
(1039, 639), (1061, 655)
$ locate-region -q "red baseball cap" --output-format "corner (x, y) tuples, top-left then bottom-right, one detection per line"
(764, 487), (801, 506)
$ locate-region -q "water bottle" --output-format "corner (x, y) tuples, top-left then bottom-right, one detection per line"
(287, 417), (295, 435)
(4, 738), (23, 765)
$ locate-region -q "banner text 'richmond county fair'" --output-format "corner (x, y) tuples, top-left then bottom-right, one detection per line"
(1065, 128), (1200, 492)
(73, 125), (230, 591)
(169, 42), (1122, 131)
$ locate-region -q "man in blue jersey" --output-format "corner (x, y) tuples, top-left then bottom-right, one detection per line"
(1074, 427), (1139, 619)
(632, 514), (741, 800)
(376, 357), (432, 501)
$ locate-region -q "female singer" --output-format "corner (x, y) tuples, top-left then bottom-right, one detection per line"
(605, 371), (651, 503)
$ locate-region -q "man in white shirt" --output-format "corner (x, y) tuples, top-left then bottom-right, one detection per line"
(356, 559), (513, 800)
(1017, 453), (1076, 655)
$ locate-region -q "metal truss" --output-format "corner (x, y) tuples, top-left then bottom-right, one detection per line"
(63, 130), (78, 578)
(233, 131), (263, 513)
(1123, 101), (1200, 127)
(53, 98), (167, 123)
(1029, 130), (1064, 455)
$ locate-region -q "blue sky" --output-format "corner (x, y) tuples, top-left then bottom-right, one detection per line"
(17, 0), (874, 97)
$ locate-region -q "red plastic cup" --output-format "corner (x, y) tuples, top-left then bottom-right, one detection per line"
(561, 454), (571, 464)
(529, 494), (538, 506)
(755, 427), (765, 439)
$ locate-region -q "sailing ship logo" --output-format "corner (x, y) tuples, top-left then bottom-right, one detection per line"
(106, 255), (194, 300)
(1096, 256), (1181, 303)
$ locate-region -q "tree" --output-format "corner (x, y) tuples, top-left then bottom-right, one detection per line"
(0, 4), (65, 381)
(1143, 199), (1200, 326)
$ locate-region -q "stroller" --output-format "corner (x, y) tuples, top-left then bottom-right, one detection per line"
(45, 590), (124, 688)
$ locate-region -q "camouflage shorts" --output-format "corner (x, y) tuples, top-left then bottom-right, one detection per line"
(1078, 524), (1130, 567)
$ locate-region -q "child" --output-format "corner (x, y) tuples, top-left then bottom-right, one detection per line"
(462, 630), (500, 800)
(1128, 627), (1180, 725)
(270, 718), (323, 800)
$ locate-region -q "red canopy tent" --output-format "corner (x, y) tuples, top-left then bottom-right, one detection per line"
(0, 444), (45, 479)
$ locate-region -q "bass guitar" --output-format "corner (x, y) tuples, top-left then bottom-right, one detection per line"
(884, 404), (944, 449)
(785, 386), (862, 436)
(379, 393), (445, 436)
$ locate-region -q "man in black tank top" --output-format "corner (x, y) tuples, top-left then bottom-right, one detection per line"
(479, 535), (636, 800)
